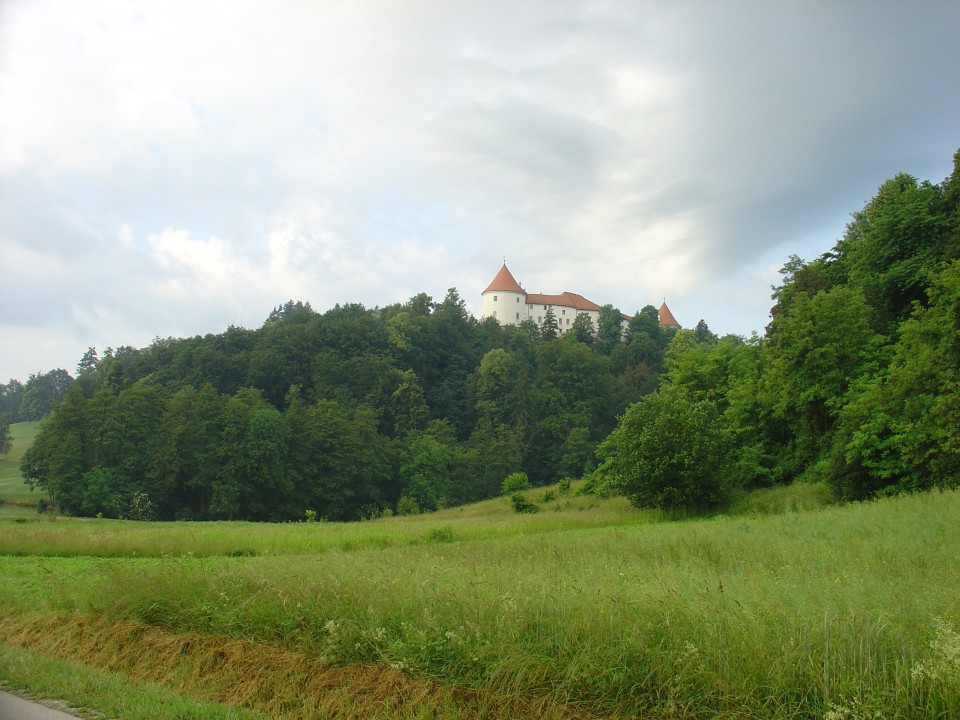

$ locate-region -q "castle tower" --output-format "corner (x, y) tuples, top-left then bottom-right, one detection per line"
(481, 263), (528, 326)
(658, 301), (680, 328)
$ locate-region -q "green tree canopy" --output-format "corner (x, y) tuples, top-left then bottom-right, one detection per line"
(0, 413), (11, 456)
(597, 390), (732, 512)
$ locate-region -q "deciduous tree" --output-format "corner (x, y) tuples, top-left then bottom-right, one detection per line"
(598, 390), (731, 511)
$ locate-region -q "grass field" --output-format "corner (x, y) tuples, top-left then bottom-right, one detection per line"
(0, 422), (40, 507)
(1, 481), (958, 719)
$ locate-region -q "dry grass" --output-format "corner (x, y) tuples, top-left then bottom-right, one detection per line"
(0, 611), (605, 720)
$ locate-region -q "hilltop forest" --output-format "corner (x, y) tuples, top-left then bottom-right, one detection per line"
(12, 148), (960, 521)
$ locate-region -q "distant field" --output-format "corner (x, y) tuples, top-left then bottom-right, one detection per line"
(0, 422), (39, 506)
(0, 483), (957, 719)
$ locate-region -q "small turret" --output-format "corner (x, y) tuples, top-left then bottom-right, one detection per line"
(658, 301), (680, 328)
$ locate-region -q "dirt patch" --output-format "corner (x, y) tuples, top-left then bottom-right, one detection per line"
(0, 612), (606, 719)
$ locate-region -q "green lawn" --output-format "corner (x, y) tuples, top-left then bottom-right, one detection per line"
(0, 422), (39, 506)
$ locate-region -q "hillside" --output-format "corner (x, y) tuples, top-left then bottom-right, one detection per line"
(0, 422), (39, 510)
(12, 148), (960, 526)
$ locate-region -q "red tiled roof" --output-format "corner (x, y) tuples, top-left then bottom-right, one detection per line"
(526, 291), (602, 312)
(483, 264), (526, 294)
(658, 302), (680, 327)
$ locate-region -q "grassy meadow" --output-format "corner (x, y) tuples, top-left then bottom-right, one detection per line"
(0, 422), (39, 509)
(1, 481), (959, 719)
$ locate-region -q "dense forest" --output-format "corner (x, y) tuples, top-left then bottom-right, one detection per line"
(14, 147), (960, 521)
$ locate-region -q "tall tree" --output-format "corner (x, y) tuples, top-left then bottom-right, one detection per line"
(19, 369), (74, 420)
(0, 379), (25, 422)
(568, 313), (595, 345)
(540, 307), (559, 340)
(0, 413), (11, 455)
(763, 285), (883, 479)
(76, 347), (99, 375)
(596, 304), (624, 354)
(839, 173), (950, 329)
(828, 260), (960, 499)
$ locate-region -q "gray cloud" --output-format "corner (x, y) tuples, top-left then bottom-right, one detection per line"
(1, 0), (958, 379)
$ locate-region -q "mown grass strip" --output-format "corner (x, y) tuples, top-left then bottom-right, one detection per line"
(0, 422), (40, 506)
(0, 492), (650, 559)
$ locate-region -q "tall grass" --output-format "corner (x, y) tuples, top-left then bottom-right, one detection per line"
(2, 489), (958, 718)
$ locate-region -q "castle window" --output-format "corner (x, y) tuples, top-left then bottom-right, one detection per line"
(516, 297), (520, 303)
(494, 295), (498, 301)
(562, 309), (566, 315)
(516, 312), (520, 320)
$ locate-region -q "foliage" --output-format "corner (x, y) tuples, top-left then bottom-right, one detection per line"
(826, 261), (960, 498)
(17, 369), (74, 421)
(395, 495), (420, 516)
(0, 413), (11, 456)
(568, 312), (595, 344)
(500, 471), (530, 494)
(595, 303), (624, 354)
(539, 306), (559, 340)
(13, 145), (960, 518)
(599, 390), (732, 511)
(0, 379), (25, 423)
(509, 491), (538, 513)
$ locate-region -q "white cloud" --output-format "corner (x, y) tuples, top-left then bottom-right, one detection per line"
(1, 0), (959, 379)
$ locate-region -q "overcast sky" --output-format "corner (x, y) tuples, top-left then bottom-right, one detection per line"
(1, 0), (958, 382)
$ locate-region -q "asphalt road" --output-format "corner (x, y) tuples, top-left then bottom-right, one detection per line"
(0, 690), (83, 719)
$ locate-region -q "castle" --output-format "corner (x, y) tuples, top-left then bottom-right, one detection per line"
(481, 263), (679, 335)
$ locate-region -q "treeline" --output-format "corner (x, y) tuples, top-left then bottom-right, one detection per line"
(596, 148), (960, 509)
(21, 147), (960, 519)
(0, 369), (74, 423)
(21, 293), (674, 520)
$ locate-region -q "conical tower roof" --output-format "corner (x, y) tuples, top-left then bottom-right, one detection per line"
(658, 301), (680, 327)
(483, 263), (526, 295)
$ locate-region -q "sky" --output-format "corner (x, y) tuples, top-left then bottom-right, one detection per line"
(1, 0), (959, 382)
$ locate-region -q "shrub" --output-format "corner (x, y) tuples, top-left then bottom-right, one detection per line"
(557, 478), (572, 496)
(127, 491), (156, 521)
(501, 472), (531, 495)
(396, 495), (420, 516)
(426, 526), (454, 543)
(510, 492), (538, 513)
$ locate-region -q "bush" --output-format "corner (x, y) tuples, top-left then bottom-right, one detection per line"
(426, 526), (454, 543)
(510, 492), (538, 513)
(598, 390), (732, 512)
(501, 472), (531, 495)
(576, 469), (616, 498)
(557, 478), (572, 496)
(396, 495), (420, 516)
(126, 491), (156, 521)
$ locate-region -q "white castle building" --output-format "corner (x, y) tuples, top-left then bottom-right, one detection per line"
(481, 263), (679, 335)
